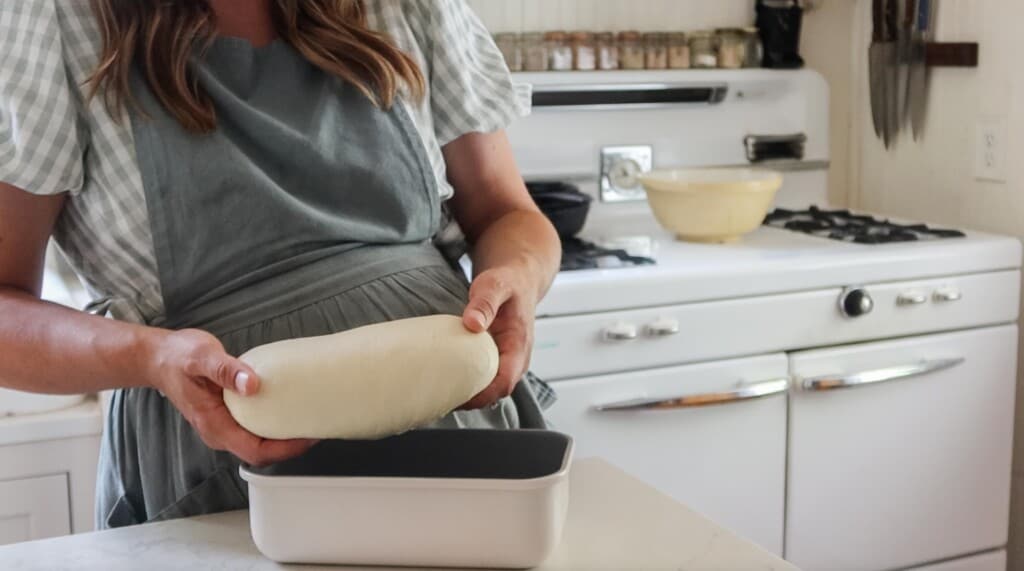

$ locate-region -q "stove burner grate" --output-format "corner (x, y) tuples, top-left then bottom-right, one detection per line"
(561, 238), (656, 272)
(765, 207), (967, 244)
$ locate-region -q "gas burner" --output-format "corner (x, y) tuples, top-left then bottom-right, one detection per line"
(561, 238), (656, 272)
(764, 207), (967, 245)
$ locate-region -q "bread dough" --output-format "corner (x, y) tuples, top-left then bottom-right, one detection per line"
(224, 315), (499, 440)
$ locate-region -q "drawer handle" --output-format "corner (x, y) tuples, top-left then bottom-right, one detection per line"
(934, 287), (963, 303)
(799, 358), (965, 392)
(645, 317), (680, 337)
(603, 322), (639, 342)
(896, 291), (928, 306)
(594, 378), (789, 412)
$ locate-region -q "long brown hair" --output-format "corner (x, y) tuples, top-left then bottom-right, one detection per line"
(86, 0), (425, 133)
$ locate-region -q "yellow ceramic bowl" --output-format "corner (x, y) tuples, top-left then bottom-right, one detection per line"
(638, 168), (784, 243)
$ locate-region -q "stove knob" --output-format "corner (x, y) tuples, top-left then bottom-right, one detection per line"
(839, 287), (874, 318)
(603, 322), (639, 342)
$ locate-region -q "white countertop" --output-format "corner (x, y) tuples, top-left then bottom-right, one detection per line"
(0, 459), (796, 571)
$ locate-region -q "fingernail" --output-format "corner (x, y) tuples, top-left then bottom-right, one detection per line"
(235, 372), (250, 395)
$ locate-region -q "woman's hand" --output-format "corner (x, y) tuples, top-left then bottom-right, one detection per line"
(461, 264), (538, 409)
(145, 329), (316, 466)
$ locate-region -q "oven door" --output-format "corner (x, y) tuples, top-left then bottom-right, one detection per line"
(786, 325), (1017, 571)
(543, 353), (789, 556)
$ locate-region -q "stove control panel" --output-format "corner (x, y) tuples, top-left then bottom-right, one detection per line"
(600, 146), (652, 203)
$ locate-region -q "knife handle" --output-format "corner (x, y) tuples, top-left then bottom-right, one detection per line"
(884, 0), (898, 41)
(917, 0), (932, 34)
(873, 0), (884, 42)
(903, 0), (916, 30)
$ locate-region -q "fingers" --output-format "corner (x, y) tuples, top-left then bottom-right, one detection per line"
(461, 327), (529, 410)
(199, 402), (316, 466)
(185, 348), (260, 396)
(463, 271), (514, 333)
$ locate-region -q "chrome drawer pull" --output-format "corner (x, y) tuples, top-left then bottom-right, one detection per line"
(603, 322), (639, 342)
(799, 358), (965, 392)
(594, 378), (789, 412)
(896, 291), (928, 306)
(645, 317), (681, 337)
(934, 287), (963, 303)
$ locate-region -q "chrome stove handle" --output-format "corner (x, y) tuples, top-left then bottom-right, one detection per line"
(799, 358), (965, 392)
(594, 378), (789, 412)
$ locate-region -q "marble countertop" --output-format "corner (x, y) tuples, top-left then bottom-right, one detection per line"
(0, 459), (797, 571)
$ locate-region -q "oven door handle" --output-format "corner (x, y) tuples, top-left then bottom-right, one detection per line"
(594, 378), (789, 412)
(799, 358), (965, 392)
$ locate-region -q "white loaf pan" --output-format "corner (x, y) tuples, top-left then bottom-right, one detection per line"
(240, 429), (573, 568)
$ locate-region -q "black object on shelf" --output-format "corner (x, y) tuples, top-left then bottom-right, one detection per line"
(756, 0), (806, 69)
(527, 181), (593, 238)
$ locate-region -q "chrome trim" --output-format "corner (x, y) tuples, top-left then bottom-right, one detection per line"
(934, 288), (964, 303)
(595, 379), (789, 412)
(645, 319), (681, 337)
(603, 324), (639, 342)
(799, 358), (966, 392)
(897, 292), (929, 306)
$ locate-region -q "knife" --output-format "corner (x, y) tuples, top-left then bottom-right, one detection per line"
(895, 0), (916, 131)
(908, 0), (933, 140)
(882, 0), (899, 148)
(869, 0), (886, 139)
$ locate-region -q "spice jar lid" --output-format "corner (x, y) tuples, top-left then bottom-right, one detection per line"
(595, 31), (615, 41)
(570, 31), (594, 41)
(668, 32), (688, 41)
(689, 30), (715, 38)
(715, 28), (747, 36)
(522, 32), (546, 41)
(617, 31), (642, 41)
(642, 32), (668, 39)
(544, 31), (568, 41)
(494, 32), (520, 41)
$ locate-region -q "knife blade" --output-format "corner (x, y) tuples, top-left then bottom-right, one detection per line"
(895, 0), (916, 131)
(869, 0), (886, 139)
(908, 0), (933, 140)
(882, 0), (899, 148)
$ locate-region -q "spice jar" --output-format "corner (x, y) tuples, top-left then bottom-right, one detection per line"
(571, 32), (597, 71)
(522, 32), (548, 71)
(493, 33), (522, 72)
(742, 27), (764, 68)
(689, 31), (718, 69)
(643, 32), (668, 70)
(716, 28), (746, 69)
(595, 32), (619, 70)
(668, 32), (691, 69)
(617, 31), (645, 70)
(545, 31), (574, 71)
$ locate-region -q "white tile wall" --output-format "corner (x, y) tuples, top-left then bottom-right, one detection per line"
(464, 0), (755, 33)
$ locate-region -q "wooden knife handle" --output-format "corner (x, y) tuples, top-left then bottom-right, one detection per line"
(872, 0), (884, 42)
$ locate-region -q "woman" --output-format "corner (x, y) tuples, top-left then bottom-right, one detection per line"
(0, 0), (560, 528)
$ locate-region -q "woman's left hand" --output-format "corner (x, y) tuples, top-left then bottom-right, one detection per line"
(460, 263), (538, 409)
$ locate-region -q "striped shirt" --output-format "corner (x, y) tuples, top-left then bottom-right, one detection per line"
(0, 0), (530, 324)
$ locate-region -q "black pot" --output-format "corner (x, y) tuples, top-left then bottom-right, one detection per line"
(527, 182), (593, 238)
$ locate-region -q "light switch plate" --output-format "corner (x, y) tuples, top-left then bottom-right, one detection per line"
(975, 121), (1008, 183)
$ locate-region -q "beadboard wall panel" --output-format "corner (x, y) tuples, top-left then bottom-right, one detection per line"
(464, 0), (755, 33)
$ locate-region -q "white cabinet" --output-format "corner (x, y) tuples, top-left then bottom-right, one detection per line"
(786, 326), (1016, 570)
(543, 354), (789, 556)
(0, 475), (71, 546)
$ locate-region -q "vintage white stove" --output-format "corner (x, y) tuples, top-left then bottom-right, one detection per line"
(509, 69), (1020, 571)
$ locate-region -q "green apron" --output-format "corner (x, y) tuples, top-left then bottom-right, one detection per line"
(96, 37), (546, 529)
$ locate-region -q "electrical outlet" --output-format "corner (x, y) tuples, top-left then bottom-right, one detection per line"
(975, 121), (1008, 183)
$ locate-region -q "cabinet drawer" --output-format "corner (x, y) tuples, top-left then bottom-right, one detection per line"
(0, 475), (71, 546)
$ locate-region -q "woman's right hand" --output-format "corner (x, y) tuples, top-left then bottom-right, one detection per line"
(144, 329), (316, 466)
